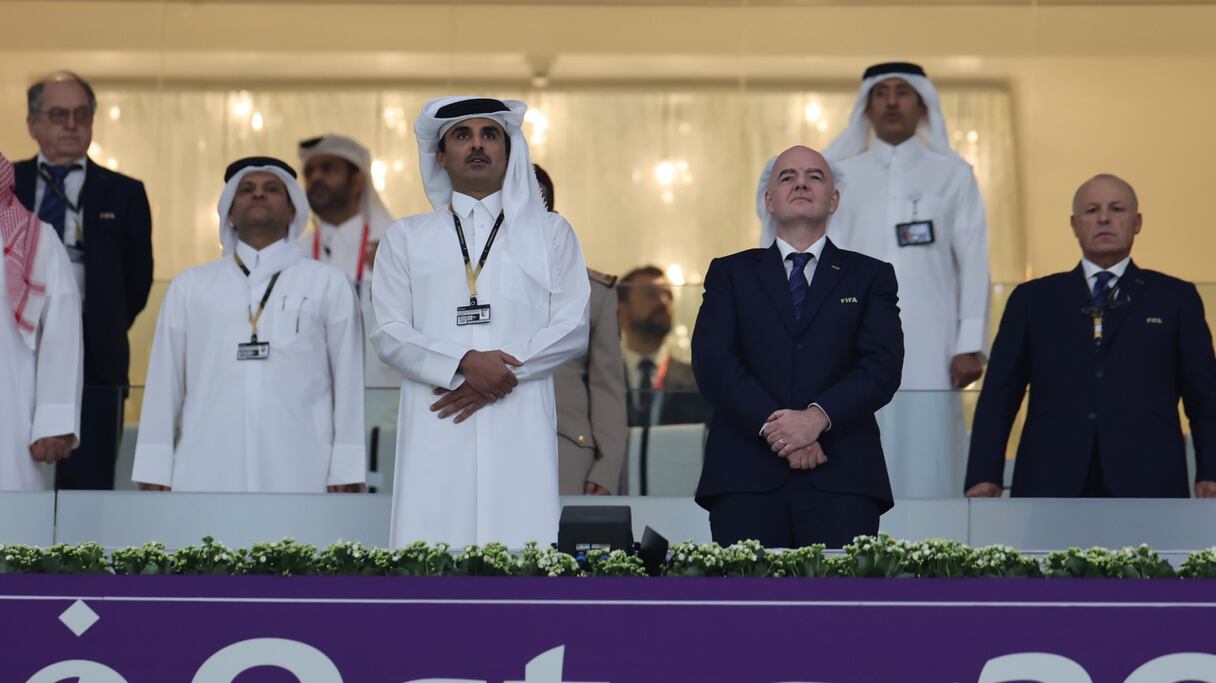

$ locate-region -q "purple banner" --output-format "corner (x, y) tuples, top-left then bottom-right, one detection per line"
(3, 575), (1216, 682)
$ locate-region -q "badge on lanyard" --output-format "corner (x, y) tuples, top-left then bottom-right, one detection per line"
(896, 191), (935, 247)
(234, 254), (281, 360)
(237, 339), (271, 360)
(452, 207), (504, 326)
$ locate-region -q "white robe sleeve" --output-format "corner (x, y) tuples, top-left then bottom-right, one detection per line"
(324, 277), (367, 486)
(131, 277), (189, 487)
(500, 217), (591, 382)
(951, 168), (991, 358)
(30, 226), (83, 445)
(371, 220), (471, 390)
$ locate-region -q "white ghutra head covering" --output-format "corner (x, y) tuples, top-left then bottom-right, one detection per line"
(414, 96), (552, 291)
(757, 61), (961, 247)
(216, 156), (309, 281)
(297, 134), (394, 232)
(823, 61), (960, 163)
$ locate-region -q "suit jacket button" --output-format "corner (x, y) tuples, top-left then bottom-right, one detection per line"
(795, 344), (804, 351)
(1087, 412), (1096, 420)
(1095, 370), (1104, 379)
(577, 434), (586, 444)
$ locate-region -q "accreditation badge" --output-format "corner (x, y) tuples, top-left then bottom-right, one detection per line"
(895, 220), (936, 247)
(456, 303), (492, 326)
(237, 339), (271, 360)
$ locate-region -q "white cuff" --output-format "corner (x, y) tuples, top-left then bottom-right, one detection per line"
(327, 444), (367, 486)
(954, 317), (987, 357)
(131, 444), (175, 487)
(30, 402), (79, 447)
(808, 403), (832, 431)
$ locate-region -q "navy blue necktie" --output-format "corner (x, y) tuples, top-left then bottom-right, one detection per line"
(636, 359), (656, 425)
(38, 163), (80, 240)
(787, 252), (813, 320)
(1092, 271), (1114, 308)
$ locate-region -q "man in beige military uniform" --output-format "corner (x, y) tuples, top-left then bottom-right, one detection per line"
(537, 165), (628, 495)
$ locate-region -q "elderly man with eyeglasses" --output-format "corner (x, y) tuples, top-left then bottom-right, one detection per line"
(12, 70), (153, 491)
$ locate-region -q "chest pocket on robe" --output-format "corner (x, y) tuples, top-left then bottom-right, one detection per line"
(497, 253), (548, 309)
(274, 295), (325, 344)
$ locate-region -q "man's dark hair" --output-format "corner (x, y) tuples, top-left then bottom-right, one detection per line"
(534, 163), (554, 211)
(617, 265), (665, 304)
(27, 71), (97, 120)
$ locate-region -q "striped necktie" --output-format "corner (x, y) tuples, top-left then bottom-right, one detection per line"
(1092, 271), (1114, 308)
(788, 252), (813, 320)
(38, 163), (81, 240)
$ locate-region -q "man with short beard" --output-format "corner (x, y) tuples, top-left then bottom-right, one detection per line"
(298, 135), (402, 392)
(132, 157), (365, 493)
(618, 265), (709, 427)
(372, 96), (590, 548)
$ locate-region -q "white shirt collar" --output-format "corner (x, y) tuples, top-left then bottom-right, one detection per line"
(36, 152), (87, 170)
(775, 232), (827, 262)
(1081, 255), (1131, 283)
(235, 237), (290, 270)
(870, 136), (923, 167)
(451, 191), (503, 223)
(318, 213), (363, 234)
(622, 343), (667, 370)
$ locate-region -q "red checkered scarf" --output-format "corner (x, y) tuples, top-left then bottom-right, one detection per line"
(0, 152), (46, 347)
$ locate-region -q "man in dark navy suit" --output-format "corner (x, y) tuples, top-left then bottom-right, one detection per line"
(692, 145), (904, 548)
(14, 71), (153, 489)
(966, 174), (1216, 499)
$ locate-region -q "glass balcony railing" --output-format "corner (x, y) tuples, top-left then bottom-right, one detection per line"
(94, 279), (1207, 497)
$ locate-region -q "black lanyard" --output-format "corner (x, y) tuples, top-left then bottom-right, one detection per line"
(234, 253), (282, 342)
(452, 209), (505, 305)
(38, 167), (83, 214)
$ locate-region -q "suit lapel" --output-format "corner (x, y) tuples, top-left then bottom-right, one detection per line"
(753, 243), (799, 337)
(15, 158), (36, 210)
(1100, 260), (1143, 345)
(792, 238), (845, 337)
(81, 159), (105, 229)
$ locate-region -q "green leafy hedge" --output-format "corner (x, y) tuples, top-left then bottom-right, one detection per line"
(3, 534), (1216, 578)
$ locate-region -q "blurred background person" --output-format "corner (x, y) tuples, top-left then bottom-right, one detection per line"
(540, 164), (628, 496)
(618, 265), (711, 427)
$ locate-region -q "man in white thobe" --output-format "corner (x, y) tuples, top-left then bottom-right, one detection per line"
(298, 134), (402, 470)
(373, 96), (590, 548)
(132, 156), (365, 492)
(757, 62), (991, 498)
(0, 152), (82, 491)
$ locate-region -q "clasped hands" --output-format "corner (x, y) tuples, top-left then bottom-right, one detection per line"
(762, 406), (830, 470)
(29, 434), (73, 463)
(430, 350), (523, 423)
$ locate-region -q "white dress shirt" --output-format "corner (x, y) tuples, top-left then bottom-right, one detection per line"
(1081, 255), (1131, 296)
(34, 153), (88, 297)
(774, 232), (827, 286)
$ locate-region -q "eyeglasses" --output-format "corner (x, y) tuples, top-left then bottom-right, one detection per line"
(35, 106), (94, 125)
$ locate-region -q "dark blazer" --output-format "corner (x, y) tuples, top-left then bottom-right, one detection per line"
(624, 356), (713, 426)
(966, 261), (1216, 497)
(15, 156), (154, 386)
(692, 239), (903, 510)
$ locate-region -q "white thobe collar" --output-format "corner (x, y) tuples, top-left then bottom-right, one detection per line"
(870, 136), (925, 169)
(1081, 255), (1131, 288)
(451, 191), (503, 223)
(235, 237), (291, 272)
(318, 212), (363, 236)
